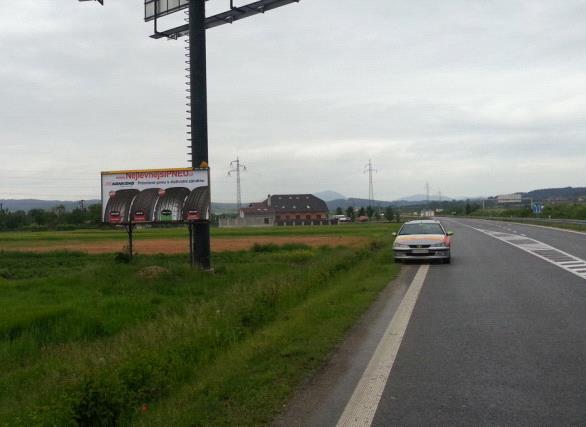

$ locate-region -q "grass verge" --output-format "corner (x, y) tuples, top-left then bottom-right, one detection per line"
(0, 229), (399, 426)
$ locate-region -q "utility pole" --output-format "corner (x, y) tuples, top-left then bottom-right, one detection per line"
(364, 159), (377, 208)
(425, 182), (430, 207)
(189, 0), (211, 270)
(228, 157), (247, 213)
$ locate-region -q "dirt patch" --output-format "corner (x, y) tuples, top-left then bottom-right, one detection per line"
(3, 236), (368, 255)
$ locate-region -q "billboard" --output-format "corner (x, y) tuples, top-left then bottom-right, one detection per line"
(144, 0), (189, 22)
(101, 168), (210, 224)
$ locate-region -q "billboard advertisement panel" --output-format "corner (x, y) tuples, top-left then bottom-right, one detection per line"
(144, 0), (189, 22)
(101, 168), (210, 224)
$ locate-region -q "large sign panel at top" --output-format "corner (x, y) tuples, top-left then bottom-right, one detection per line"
(144, 0), (189, 22)
(101, 168), (210, 224)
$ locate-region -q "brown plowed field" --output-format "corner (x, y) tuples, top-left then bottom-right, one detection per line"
(6, 236), (368, 254)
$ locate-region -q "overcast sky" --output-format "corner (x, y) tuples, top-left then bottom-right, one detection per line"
(1, 1), (585, 202)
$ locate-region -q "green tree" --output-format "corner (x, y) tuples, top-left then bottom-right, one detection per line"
(366, 206), (374, 218)
(54, 205), (66, 217)
(345, 206), (355, 220)
(358, 207), (366, 217)
(465, 201), (472, 215)
(28, 209), (48, 225)
(335, 207), (343, 215)
(67, 208), (86, 225)
(395, 211), (401, 223)
(88, 204), (103, 224)
(385, 206), (395, 222)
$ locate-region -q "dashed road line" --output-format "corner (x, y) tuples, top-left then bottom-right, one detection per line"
(337, 265), (430, 427)
(472, 228), (586, 281)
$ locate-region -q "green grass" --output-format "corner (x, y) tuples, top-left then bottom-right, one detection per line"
(0, 224), (400, 426)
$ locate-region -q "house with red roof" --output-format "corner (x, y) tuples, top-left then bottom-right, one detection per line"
(239, 194), (330, 226)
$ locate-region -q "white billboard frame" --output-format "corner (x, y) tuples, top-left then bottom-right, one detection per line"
(100, 167), (210, 224)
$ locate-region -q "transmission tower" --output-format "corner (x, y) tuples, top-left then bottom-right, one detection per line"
(364, 160), (377, 208)
(228, 157), (247, 212)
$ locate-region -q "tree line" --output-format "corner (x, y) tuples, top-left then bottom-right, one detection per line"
(0, 204), (102, 231)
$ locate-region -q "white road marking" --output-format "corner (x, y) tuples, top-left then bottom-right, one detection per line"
(471, 227), (586, 281)
(337, 265), (430, 427)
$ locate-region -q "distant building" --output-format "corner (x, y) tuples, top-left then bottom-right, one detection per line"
(224, 194), (330, 227)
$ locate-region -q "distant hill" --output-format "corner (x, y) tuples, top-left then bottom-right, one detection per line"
(314, 190), (346, 202)
(398, 194), (454, 202)
(326, 198), (396, 211)
(523, 187), (586, 201)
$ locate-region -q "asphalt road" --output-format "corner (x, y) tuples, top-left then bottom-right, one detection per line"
(276, 218), (586, 426)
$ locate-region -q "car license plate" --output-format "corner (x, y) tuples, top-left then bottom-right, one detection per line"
(412, 249), (429, 254)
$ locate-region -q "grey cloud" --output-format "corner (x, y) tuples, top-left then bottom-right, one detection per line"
(1, 0), (585, 201)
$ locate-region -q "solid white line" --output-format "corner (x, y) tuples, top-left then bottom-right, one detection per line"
(337, 265), (430, 427)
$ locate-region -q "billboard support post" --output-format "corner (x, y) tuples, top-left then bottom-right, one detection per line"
(190, 0), (211, 270)
(188, 223), (195, 267)
(126, 221), (134, 261)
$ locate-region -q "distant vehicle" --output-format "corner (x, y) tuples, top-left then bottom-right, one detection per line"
(109, 210), (122, 224)
(333, 214), (351, 223)
(392, 220), (453, 264)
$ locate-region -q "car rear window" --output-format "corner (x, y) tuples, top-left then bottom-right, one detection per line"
(399, 223), (444, 235)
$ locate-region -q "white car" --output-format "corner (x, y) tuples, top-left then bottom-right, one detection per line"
(392, 220), (453, 264)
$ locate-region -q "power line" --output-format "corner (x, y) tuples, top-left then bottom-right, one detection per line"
(228, 156), (247, 212)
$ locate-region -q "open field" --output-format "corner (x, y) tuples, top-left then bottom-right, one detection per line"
(0, 236), (368, 255)
(0, 223), (400, 425)
(0, 224), (391, 253)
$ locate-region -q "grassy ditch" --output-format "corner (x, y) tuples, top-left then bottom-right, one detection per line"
(0, 232), (399, 425)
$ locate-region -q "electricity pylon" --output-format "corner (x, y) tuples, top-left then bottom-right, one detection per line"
(364, 159), (377, 208)
(228, 157), (247, 213)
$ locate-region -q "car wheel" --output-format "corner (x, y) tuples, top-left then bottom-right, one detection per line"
(444, 257), (451, 264)
(394, 258), (401, 264)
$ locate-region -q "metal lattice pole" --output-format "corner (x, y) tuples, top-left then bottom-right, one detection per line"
(364, 159), (377, 208)
(229, 157), (247, 213)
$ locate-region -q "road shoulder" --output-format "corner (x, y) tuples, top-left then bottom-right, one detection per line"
(273, 265), (419, 427)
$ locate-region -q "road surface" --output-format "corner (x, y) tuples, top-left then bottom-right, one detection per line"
(275, 218), (586, 426)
